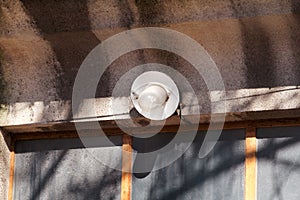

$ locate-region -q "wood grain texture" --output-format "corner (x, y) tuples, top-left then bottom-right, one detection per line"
(245, 127), (257, 200)
(9, 117), (300, 142)
(4, 109), (300, 134)
(8, 140), (15, 200)
(121, 134), (132, 200)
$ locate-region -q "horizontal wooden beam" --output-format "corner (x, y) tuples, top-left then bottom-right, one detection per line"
(8, 116), (300, 142)
(3, 108), (300, 133)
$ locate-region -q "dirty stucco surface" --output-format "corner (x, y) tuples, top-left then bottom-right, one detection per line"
(0, 2), (299, 119)
(0, 1), (300, 199)
(0, 130), (9, 200)
(0, 0), (61, 104)
(0, 47), (6, 103)
(0, 0), (299, 105)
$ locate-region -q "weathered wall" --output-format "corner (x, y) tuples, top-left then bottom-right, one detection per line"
(13, 136), (122, 200)
(0, 0), (299, 103)
(0, 1), (300, 199)
(0, 130), (10, 200)
(0, 0), (61, 104)
(0, 0), (299, 124)
(0, 0), (299, 100)
(257, 127), (300, 200)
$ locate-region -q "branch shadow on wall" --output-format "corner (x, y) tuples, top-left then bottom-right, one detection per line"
(20, 0), (100, 103)
(8, 1), (300, 199)
(229, 0), (276, 88)
(12, 129), (300, 199)
(228, 0), (300, 90)
(0, 49), (6, 104)
(219, 0), (300, 113)
(132, 128), (300, 200)
(13, 136), (122, 200)
(291, 0), (300, 89)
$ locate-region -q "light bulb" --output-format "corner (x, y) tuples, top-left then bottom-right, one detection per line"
(130, 71), (179, 120)
(138, 85), (168, 112)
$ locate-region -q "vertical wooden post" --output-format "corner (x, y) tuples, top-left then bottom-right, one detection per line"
(8, 139), (15, 200)
(245, 127), (257, 200)
(121, 134), (132, 200)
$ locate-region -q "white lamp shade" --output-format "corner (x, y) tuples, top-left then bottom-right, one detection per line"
(131, 71), (179, 120)
(138, 85), (168, 111)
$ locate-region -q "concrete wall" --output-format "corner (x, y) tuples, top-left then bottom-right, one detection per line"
(0, 0), (299, 104)
(0, 0), (299, 126)
(13, 136), (122, 200)
(0, 1), (300, 198)
(0, 130), (10, 200)
(257, 127), (300, 200)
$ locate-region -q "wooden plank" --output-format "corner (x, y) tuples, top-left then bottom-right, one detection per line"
(3, 109), (300, 134)
(9, 117), (300, 141)
(12, 131), (79, 141)
(8, 140), (15, 200)
(121, 134), (132, 200)
(245, 127), (257, 200)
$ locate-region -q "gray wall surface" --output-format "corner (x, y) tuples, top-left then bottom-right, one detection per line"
(0, 0), (299, 105)
(0, 130), (10, 200)
(132, 129), (245, 200)
(1, 1), (300, 126)
(257, 127), (300, 200)
(1, 1), (300, 199)
(13, 136), (122, 200)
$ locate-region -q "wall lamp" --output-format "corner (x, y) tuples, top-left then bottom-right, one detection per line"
(130, 71), (179, 120)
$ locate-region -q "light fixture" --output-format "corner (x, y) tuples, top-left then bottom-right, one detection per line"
(131, 71), (179, 120)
